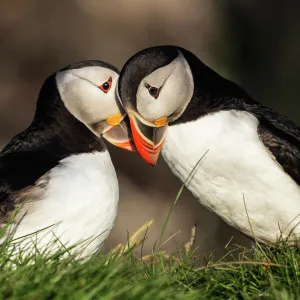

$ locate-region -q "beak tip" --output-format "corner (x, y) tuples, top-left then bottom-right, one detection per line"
(143, 156), (159, 167)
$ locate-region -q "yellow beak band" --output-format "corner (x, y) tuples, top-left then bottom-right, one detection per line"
(107, 113), (122, 126)
(154, 116), (168, 127)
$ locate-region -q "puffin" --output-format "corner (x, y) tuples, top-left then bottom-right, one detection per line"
(0, 60), (135, 258)
(117, 45), (300, 245)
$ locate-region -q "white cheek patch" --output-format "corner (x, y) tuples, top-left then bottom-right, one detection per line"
(70, 66), (114, 87)
(136, 52), (194, 122)
(56, 67), (122, 131)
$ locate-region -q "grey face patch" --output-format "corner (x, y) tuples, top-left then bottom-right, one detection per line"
(55, 66), (122, 136)
(118, 46), (179, 113)
(135, 51), (194, 123)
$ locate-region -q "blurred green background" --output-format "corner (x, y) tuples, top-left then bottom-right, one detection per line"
(1, 0), (299, 255)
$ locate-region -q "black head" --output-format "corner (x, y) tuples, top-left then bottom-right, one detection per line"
(30, 60), (135, 152)
(118, 46), (179, 111)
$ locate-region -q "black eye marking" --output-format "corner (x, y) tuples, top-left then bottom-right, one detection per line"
(102, 82), (110, 90)
(144, 83), (161, 99)
(99, 77), (112, 93)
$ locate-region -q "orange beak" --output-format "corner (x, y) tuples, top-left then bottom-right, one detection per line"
(129, 114), (167, 166)
(102, 115), (136, 152)
(112, 139), (136, 152)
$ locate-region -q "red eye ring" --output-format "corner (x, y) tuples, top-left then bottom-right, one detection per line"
(99, 77), (112, 93)
(144, 83), (160, 99)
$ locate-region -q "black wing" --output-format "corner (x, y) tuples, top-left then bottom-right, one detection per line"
(0, 141), (60, 223)
(252, 105), (300, 185)
(0, 170), (49, 232)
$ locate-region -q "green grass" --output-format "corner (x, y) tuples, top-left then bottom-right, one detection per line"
(1, 159), (300, 299)
(0, 227), (300, 299)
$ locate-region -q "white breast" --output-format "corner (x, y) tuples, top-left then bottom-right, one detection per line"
(162, 110), (300, 243)
(10, 151), (119, 258)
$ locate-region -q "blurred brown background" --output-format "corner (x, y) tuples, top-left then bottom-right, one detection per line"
(1, 0), (300, 256)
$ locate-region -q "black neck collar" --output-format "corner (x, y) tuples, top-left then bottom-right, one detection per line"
(172, 48), (259, 125)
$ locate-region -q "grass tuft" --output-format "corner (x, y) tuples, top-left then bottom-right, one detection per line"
(0, 221), (300, 299)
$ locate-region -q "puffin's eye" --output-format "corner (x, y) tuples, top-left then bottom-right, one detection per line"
(145, 83), (160, 99)
(99, 77), (112, 93)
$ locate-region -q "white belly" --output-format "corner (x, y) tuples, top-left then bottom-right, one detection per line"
(10, 151), (119, 258)
(162, 110), (300, 243)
